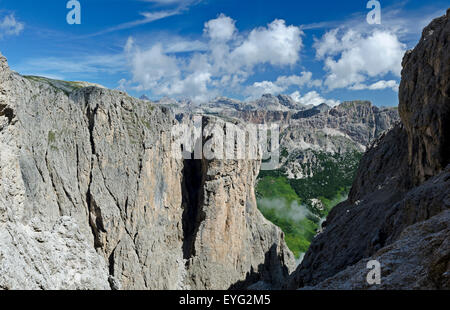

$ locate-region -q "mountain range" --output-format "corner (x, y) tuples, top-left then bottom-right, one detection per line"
(0, 9), (448, 290)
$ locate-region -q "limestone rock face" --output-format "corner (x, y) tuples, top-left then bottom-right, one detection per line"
(0, 53), (110, 290)
(183, 118), (294, 289)
(279, 101), (398, 179)
(161, 92), (399, 182)
(399, 10), (450, 184)
(0, 52), (294, 290)
(304, 209), (450, 290)
(223, 101), (399, 180)
(286, 10), (450, 290)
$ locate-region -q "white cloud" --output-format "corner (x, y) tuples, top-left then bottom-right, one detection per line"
(302, 4), (447, 44)
(350, 80), (399, 92)
(244, 81), (286, 99)
(291, 90), (340, 107)
(86, 0), (203, 37)
(275, 72), (322, 89)
(314, 28), (341, 59)
(125, 15), (304, 102)
(244, 71), (322, 99)
(125, 37), (135, 53)
(0, 14), (24, 39)
(258, 198), (312, 222)
(86, 10), (181, 37)
(231, 19), (303, 68)
(117, 78), (128, 91)
(128, 43), (180, 90)
(126, 39), (214, 102)
(165, 39), (208, 53)
(300, 3), (448, 96)
(204, 14), (236, 42)
(140, 10), (181, 22)
(314, 28), (406, 91)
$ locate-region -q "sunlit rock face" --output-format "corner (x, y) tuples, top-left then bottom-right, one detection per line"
(0, 52), (294, 290)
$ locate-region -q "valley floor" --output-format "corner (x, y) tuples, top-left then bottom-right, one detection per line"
(256, 151), (361, 259)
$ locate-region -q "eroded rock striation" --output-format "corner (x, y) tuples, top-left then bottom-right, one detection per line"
(0, 53), (294, 290)
(399, 11), (450, 185)
(286, 10), (450, 290)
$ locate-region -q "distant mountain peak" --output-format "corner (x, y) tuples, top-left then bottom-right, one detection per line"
(339, 100), (372, 108)
(139, 95), (150, 101)
(315, 103), (331, 112)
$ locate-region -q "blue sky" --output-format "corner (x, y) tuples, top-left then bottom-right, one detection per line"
(0, 0), (448, 106)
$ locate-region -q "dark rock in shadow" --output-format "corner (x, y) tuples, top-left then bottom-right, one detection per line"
(229, 244), (291, 290)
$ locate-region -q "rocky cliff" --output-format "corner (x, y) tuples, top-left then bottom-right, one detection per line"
(286, 10), (450, 290)
(279, 101), (398, 179)
(399, 11), (450, 185)
(0, 53), (294, 290)
(208, 100), (398, 181)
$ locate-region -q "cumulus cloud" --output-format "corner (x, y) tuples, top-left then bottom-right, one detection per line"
(126, 39), (214, 102)
(276, 72), (322, 89)
(314, 28), (406, 90)
(204, 14), (236, 42)
(129, 44), (180, 91)
(350, 80), (399, 92)
(125, 15), (304, 101)
(230, 19), (303, 68)
(244, 71), (322, 99)
(291, 90), (340, 107)
(244, 81), (286, 99)
(0, 14), (24, 39)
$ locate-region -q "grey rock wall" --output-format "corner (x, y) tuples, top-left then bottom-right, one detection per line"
(0, 52), (294, 290)
(286, 10), (450, 290)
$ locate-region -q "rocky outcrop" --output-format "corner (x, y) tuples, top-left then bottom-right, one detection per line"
(286, 10), (450, 290)
(279, 101), (398, 179)
(226, 110), (294, 126)
(178, 117), (294, 289)
(0, 54), (111, 290)
(159, 92), (399, 182)
(225, 100), (398, 149)
(185, 156), (293, 289)
(303, 209), (450, 290)
(249, 94), (303, 111)
(0, 52), (294, 290)
(221, 100), (399, 180)
(399, 11), (450, 184)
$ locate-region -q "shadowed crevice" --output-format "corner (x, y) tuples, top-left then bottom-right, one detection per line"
(228, 244), (291, 290)
(0, 103), (14, 124)
(181, 158), (205, 260)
